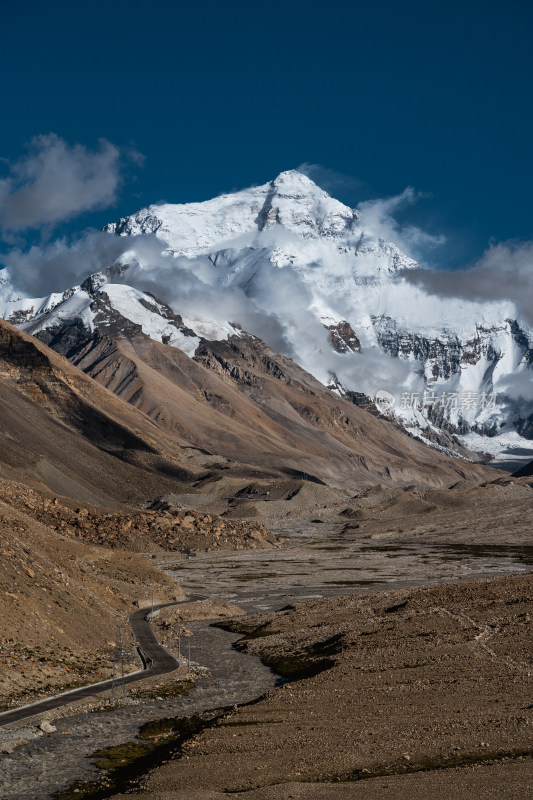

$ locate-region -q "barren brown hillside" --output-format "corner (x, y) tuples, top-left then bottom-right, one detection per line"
(0, 319), (206, 505)
(0, 486), (182, 708)
(0, 319), (497, 509)
(64, 320), (495, 491)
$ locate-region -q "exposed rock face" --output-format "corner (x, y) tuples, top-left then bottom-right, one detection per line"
(373, 316), (466, 381)
(326, 321), (361, 354)
(0, 317), (211, 504)
(373, 315), (512, 383)
(35, 317), (95, 358)
(1, 170), (531, 462)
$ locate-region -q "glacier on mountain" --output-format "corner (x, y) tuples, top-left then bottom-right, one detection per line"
(1, 169), (532, 466)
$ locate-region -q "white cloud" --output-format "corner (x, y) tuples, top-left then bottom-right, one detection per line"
(402, 240), (533, 325)
(0, 134), (132, 234)
(1, 168), (429, 396)
(495, 370), (533, 402)
(121, 245), (414, 395)
(296, 163), (364, 196)
(4, 230), (164, 297)
(357, 187), (446, 258)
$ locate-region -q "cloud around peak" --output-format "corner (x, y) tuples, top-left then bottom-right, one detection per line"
(0, 134), (138, 235)
(401, 240), (533, 325)
(296, 165), (446, 261)
(357, 187), (446, 258)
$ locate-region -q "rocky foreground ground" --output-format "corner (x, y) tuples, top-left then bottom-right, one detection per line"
(0, 480), (278, 553)
(113, 571), (533, 800)
(0, 476), (276, 709)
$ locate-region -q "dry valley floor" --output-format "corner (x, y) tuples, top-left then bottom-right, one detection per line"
(113, 572), (533, 800)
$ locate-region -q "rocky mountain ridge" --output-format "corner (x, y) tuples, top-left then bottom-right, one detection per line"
(1, 170), (531, 466)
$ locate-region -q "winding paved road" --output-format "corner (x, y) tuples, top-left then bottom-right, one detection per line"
(0, 599), (197, 728)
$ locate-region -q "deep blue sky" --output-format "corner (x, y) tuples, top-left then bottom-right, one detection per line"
(1, 0), (532, 268)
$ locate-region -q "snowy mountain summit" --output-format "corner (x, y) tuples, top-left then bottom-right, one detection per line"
(106, 171), (361, 249)
(104, 170), (416, 279)
(1, 170), (532, 467)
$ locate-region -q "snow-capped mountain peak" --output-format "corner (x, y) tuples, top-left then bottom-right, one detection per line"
(104, 170), (359, 255)
(1, 170), (532, 467)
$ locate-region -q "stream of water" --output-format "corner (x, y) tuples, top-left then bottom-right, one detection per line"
(162, 522), (533, 613)
(2, 523), (532, 800)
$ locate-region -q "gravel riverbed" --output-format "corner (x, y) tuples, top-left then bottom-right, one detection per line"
(0, 625), (277, 800)
(1, 522), (531, 800)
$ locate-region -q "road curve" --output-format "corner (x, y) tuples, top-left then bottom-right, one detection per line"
(0, 598), (198, 728)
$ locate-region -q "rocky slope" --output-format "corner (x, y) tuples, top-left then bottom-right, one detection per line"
(0, 320), (288, 709)
(0, 318), (209, 505)
(1, 314), (497, 494)
(112, 571), (533, 800)
(0, 479), (278, 555)
(1, 170), (531, 464)
(0, 479), (183, 708)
